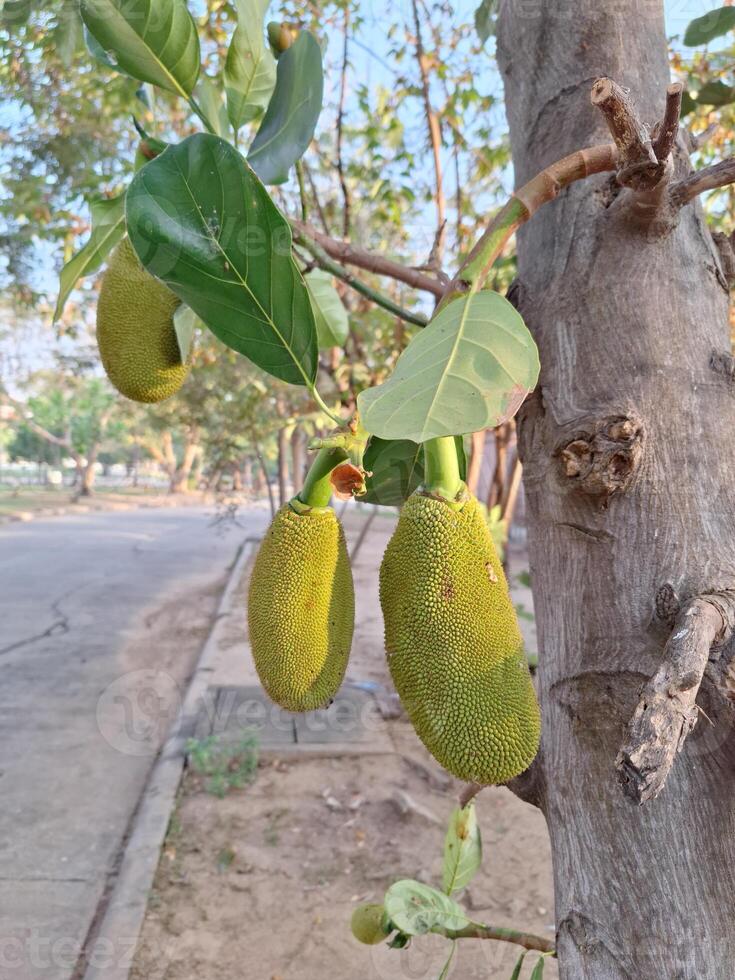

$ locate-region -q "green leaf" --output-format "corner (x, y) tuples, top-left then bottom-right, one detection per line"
(362, 437), (424, 506)
(225, 0), (276, 132)
(680, 90), (697, 118)
(509, 952), (527, 980)
(55, 3), (85, 66)
(684, 7), (735, 46)
(437, 942), (456, 980)
(172, 305), (199, 362)
(529, 956), (546, 979)
(125, 133), (318, 387)
(474, 0), (497, 43)
(248, 31), (324, 185)
(384, 880), (469, 937)
(54, 194), (126, 322)
(84, 24), (117, 68)
(80, 0), (200, 97)
(197, 74), (231, 137)
(358, 290), (539, 443)
(2, 0), (31, 29)
(442, 803), (482, 895)
(696, 80), (735, 107)
(305, 270), (349, 348)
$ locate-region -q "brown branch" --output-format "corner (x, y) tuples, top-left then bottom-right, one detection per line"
(688, 121), (719, 152)
(411, 0), (446, 266)
(616, 593), (735, 805)
(652, 82), (683, 163)
(671, 157), (735, 206)
(291, 219), (444, 297)
(335, 5), (351, 239)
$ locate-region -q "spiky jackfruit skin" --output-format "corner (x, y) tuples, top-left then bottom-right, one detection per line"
(248, 505), (355, 712)
(96, 238), (189, 403)
(350, 904), (390, 945)
(380, 492), (540, 784)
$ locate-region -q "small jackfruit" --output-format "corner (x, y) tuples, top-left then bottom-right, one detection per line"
(96, 238), (189, 403)
(350, 904), (390, 945)
(380, 491), (540, 784)
(248, 504), (355, 712)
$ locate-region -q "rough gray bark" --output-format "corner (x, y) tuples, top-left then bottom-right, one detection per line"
(497, 2), (735, 976)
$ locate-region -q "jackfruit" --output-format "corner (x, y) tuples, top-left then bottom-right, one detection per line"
(248, 503), (355, 712)
(350, 904), (390, 945)
(380, 491), (540, 784)
(96, 238), (189, 403)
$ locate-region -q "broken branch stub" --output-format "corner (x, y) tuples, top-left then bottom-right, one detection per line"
(616, 594), (735, 805)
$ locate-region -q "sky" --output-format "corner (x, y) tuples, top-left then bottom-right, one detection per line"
(0, 0), (729, 391)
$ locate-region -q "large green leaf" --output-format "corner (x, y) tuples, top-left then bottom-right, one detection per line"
(80, 0), (200, 97)
(529, 956), (546, 979)
(225, 0), (276, 132)
(2, 0), (31, 29)
(362, 437), (424, 506)
(442, 803), (482, 896)
(305, 270), (349, 348)
(358, 290), (539, 442)
(54, 194), (125, 322)
(55, 3), (84, 66)
(384, 880), (469, 937)
(684, 7), (735, 46)
(696, 80), (735, 107)
(125, 133), (318, 386)
(197, 74), (231, 137)
(248, 31), (324, 185)
(509, 953), (527, 980)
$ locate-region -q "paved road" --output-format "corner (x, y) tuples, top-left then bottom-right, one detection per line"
(0, 506), (268, 979)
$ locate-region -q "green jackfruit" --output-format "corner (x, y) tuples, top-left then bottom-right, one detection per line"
(96, 238), (189, 403)
(380, 491), (540, 784)
(248, 504), (355, 712)
(350, 904), (390, 945)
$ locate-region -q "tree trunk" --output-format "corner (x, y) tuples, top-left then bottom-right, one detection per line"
(169, 430), (200, 494)
(80, 460), (96, 496)
(497, 2), (735, 976)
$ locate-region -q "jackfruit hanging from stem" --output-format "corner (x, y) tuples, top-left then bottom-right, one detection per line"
(380, 437), (540, 784)
(248, 448), (355, 712)
(96, 238), (190, 403)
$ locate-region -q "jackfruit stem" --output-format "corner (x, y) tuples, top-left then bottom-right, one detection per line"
(295, 446), (349, 509)
(423, 436), (463, 502)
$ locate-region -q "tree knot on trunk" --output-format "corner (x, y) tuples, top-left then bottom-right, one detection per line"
(557, 414), (644, 504)
(616, 592), (735, 805)
(710, 350), (735, 385)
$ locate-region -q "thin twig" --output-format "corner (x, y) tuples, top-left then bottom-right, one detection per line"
(435, 922), (555, 954)
(302, 161), (332, 235)
(291, 219), (444, 297)
(671, 157), (735, 206)
(336, 4), (352, 239)
(293, 236), (428, 326)
(411, 0), (446, 266)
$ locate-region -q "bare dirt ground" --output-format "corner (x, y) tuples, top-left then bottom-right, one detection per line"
(130, 508), (557, 980)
